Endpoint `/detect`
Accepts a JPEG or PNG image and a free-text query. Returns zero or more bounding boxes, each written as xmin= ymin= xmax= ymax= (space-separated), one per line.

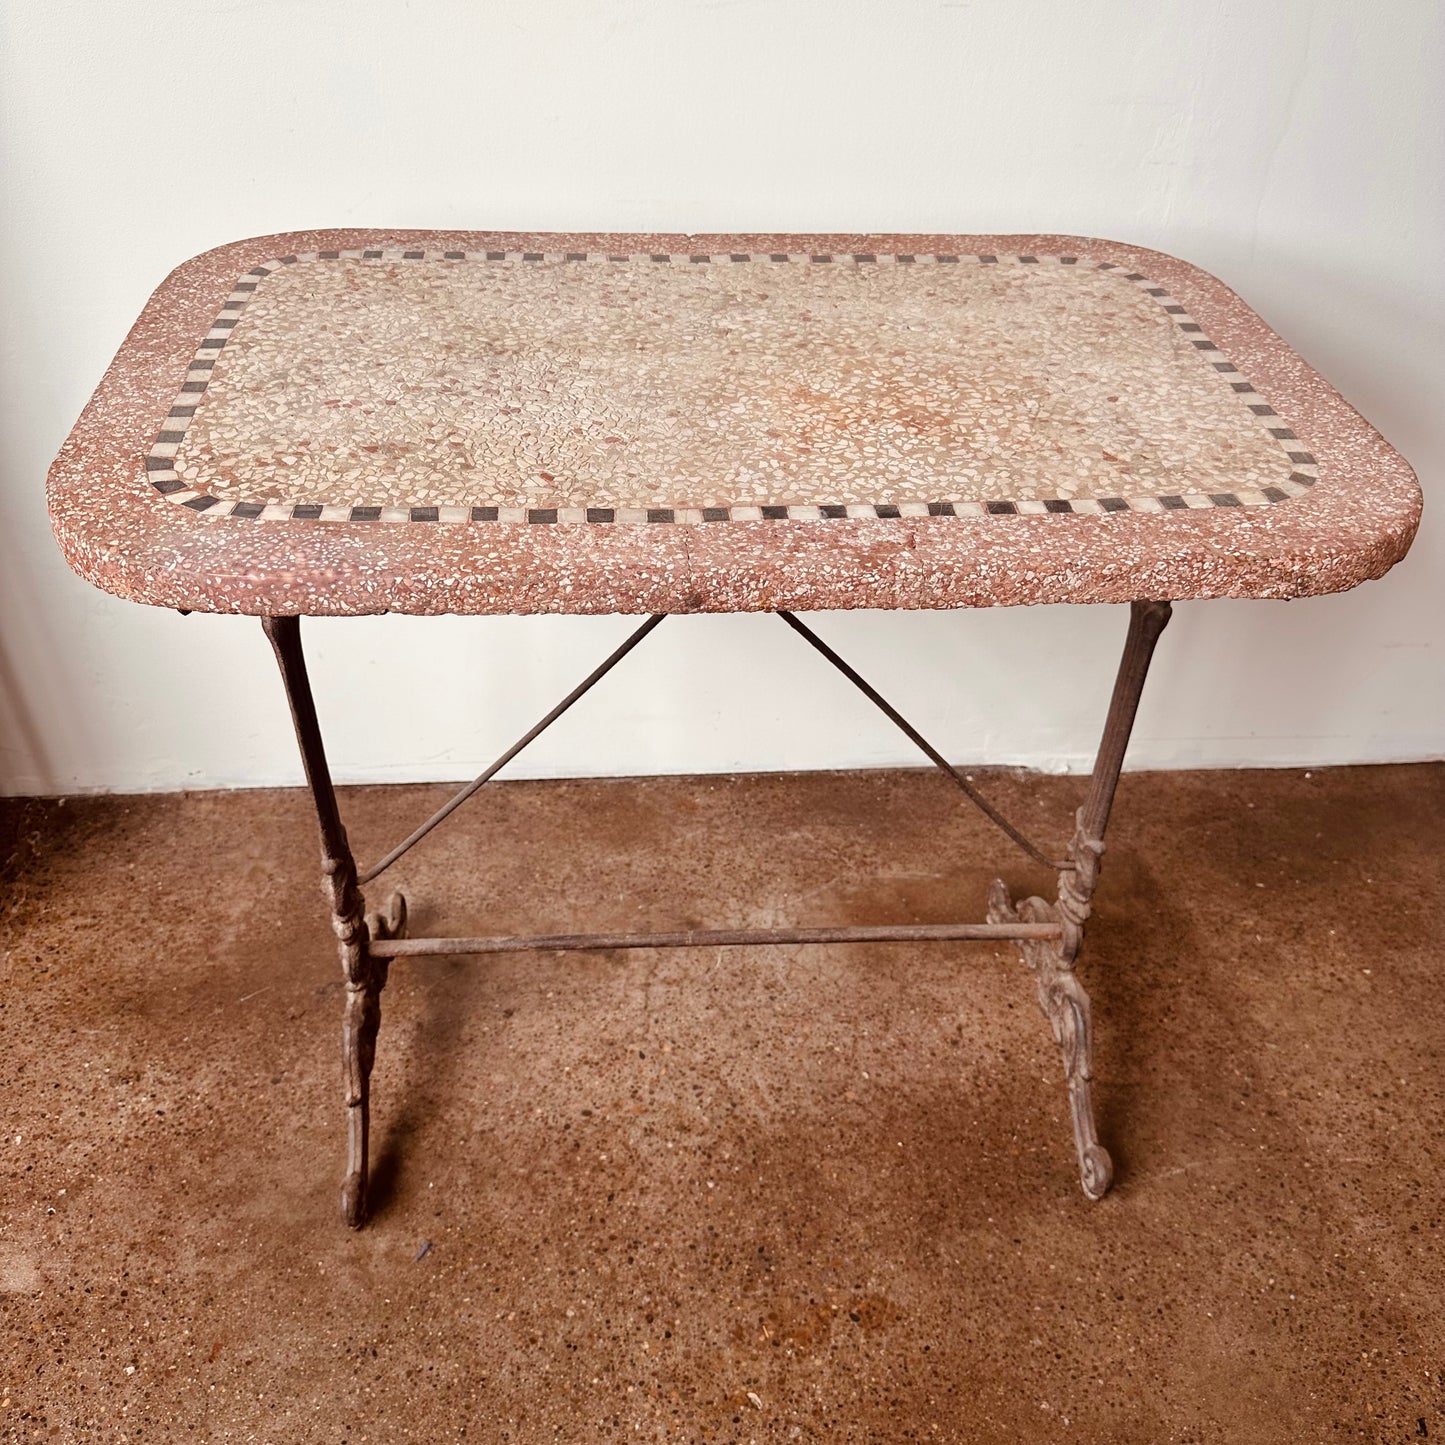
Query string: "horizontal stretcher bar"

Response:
xmin=368 ymin=921 xmax=1063 ymax=958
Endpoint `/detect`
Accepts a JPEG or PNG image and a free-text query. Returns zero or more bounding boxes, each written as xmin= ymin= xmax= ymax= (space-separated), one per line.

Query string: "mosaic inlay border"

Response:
xmin=144 ymin=252 xmax=1320 ymax=523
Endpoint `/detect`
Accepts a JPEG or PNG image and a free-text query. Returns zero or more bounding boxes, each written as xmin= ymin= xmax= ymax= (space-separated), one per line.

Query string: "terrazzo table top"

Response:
xmin=49 ymin=231 xmax=1420 ymax=615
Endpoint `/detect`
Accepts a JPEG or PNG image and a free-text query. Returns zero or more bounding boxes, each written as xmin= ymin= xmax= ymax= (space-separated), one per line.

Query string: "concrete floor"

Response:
xmin=1 ymin=763 xmax=1442 ymax=1443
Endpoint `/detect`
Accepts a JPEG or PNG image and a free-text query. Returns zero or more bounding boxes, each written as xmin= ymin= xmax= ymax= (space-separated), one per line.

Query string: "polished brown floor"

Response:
xmin=1 ymin=764 xmax=1442 ymax=1442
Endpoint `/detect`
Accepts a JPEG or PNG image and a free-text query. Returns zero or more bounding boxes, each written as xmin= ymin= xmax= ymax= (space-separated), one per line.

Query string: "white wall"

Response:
xmin=1 ymin=1 xmax=1440 ymax=796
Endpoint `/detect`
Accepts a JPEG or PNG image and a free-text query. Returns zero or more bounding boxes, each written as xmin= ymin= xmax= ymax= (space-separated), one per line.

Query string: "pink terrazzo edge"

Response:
xmin=46 ymin=230 xmax=1423 ymax=617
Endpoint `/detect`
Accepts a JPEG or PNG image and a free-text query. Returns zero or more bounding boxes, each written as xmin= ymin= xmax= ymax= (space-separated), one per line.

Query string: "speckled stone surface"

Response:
xmin=2 ymin=764 xmax=1443 ymax=1441
xmin=164 ymin=254 xmax=1304 ymax=515
xmin=49 ymin=232 xmax=1420 ymax=616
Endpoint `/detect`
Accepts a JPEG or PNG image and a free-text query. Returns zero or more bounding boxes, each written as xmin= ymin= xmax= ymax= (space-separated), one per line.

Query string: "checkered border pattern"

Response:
xmin=145 ymin=251 xmax=1320 ymax=523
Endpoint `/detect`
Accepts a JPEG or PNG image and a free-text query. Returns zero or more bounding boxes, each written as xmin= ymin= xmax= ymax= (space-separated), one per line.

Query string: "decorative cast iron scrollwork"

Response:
xmin=988 ymin=811 xmax=1113 ymax=1200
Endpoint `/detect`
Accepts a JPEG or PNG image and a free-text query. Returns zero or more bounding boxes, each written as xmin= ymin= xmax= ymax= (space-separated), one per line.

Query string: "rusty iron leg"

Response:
xmin=988 ymin=599 xmax=1172 ymax=1199
xmin=263 ymin=615 xmax=407 ymax=1228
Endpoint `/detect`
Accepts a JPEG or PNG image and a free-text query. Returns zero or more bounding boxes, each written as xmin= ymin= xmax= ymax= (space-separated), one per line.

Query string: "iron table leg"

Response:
xmin=988 ymin=599 xmax=1173 ymax=1199
xmin=262 ymin=615 xmax=407 ymax=1227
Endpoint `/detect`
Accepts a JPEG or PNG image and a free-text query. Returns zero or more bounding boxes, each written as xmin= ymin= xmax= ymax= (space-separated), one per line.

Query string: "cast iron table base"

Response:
xmin=265 ymin=600 xmax=1171 ymax=1227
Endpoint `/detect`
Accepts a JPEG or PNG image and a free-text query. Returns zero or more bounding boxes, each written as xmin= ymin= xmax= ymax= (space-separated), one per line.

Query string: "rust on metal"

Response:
xmin=264 ymin=598 xmax=1174 ymax=1226
xmin=370 ymin=921 xmax=1064 ymax=958
xmin=987 ymin=599 xmax=1172 ymax=1199
xmin=264 ymin=614 xmax=393 ymax=1229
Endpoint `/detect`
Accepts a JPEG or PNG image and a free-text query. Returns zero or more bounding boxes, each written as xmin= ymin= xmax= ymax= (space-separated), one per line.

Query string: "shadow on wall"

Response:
xmin=0 ymin=623 xmax=50 ymax=791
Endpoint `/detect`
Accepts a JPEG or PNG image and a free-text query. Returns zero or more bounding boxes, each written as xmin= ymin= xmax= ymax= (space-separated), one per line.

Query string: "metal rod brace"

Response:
xmin=371 ymin=920 xmax=1064 ymax=958
xmin=363 ymin=607 xmax=1065 ymax=884
xmin=360 ymin=612 xmax=667 ymax=882
xmin=775 ymin=611 xmax=1064 ymax=870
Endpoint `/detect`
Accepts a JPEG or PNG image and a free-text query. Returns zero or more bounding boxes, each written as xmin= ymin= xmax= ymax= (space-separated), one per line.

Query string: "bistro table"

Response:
xmin=49 ymin=231 xmax=1420 ymax=1227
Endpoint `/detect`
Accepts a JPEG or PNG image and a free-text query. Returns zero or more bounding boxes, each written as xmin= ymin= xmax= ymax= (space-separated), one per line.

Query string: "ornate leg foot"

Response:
xmin=321 ymin=858 xmax=386 ymax=1228
xmin=337 ymin=890 xmax=406 ymax=1226
xmin=341 ymin=966 xmax=384 ymax=1227
xmin=1032 ymin=935 xmax=1113 ymax=1201
xmin=988 ymin=835 xmax=1113 ymax=1201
